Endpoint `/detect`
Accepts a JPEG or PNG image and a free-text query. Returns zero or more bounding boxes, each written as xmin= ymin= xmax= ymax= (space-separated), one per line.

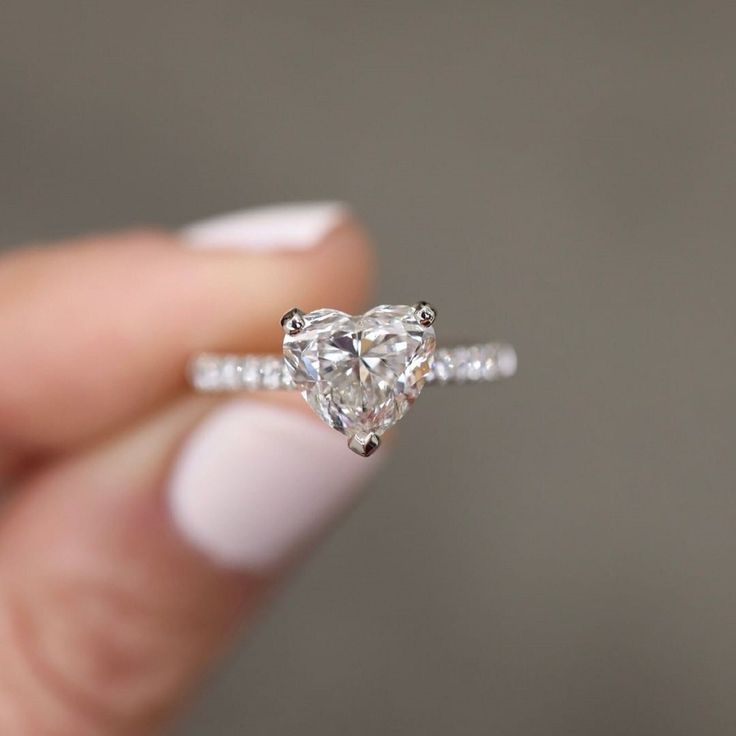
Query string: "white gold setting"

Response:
xmin=190 ymin=304 xmax=516 ymax=456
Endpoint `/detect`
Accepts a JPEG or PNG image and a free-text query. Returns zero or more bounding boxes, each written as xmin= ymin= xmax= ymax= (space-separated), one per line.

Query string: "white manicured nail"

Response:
xmin=181 ymin=202 xmax=348 ymax=252
xmin=168 ymin=401 xmax=381 ymax=571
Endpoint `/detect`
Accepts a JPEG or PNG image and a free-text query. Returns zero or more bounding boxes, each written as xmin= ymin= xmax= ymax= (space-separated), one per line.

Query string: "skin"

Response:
xmin=0 ymin=219 xmax=375 ymax=734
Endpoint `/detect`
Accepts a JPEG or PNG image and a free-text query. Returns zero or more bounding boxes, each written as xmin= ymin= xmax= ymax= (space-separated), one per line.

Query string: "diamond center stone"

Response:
xmin=283 ymin=305 xmax=436 ymax=441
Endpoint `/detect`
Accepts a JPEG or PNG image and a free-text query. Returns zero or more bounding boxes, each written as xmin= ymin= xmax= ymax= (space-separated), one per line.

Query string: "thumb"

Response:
xmin=0 ymin=395 xmax=382 ymax=735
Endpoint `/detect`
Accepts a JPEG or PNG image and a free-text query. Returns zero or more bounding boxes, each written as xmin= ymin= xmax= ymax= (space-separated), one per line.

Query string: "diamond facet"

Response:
xmin=283 ymin=305 xmax=436 ymax=440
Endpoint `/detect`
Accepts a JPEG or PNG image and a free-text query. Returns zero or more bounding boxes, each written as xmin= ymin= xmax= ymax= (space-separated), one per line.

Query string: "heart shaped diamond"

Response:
xmin=283 ymin=305 xmax=436 ymax=452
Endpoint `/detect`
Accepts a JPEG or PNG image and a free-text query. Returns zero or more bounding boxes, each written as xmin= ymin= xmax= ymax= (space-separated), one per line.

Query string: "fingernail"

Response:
xmin=167 ymin=401 xmax=381 ymax=571
xmin=181 ymin=201 xmax=349 ymax=252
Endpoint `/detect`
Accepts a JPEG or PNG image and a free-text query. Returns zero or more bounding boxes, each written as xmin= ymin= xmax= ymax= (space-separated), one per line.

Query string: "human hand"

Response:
xmin=0 ymin=203 xmax=381 ymax=734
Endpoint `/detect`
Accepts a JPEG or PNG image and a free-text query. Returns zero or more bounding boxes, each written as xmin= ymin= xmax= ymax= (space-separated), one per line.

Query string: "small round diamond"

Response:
xmin=261 ymin=357 xmax=285 ymax=390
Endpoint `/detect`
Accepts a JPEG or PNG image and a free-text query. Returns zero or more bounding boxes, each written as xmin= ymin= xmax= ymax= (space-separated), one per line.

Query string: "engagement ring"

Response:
xmin=190 ymin=304 xmax=516 ymax=456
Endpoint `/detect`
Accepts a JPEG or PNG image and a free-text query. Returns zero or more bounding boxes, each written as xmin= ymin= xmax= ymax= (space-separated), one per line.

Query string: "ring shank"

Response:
xmin=190 ymin=342 xmax=517 ymax=392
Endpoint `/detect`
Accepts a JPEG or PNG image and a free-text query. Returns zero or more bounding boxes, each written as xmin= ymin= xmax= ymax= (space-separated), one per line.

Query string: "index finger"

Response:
xmin=0 ymin=204 xmax=374 ymax=459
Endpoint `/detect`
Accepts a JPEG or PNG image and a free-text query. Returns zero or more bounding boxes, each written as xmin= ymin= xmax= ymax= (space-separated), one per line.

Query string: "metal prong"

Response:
xmin=413 ymin=301 xmax=437 ymax=327
xmin=347 ymin=431 xmax=381 ymax=457
xmin=281 ymin=307 xmax=306 ymax=335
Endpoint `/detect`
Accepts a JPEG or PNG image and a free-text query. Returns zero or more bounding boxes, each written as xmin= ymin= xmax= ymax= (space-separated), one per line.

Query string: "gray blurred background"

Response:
xmin=3 ymin=2 xmax=736 ymax=734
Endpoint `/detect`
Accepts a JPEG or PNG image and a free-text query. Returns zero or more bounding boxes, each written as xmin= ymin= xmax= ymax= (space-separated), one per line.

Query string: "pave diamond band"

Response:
xmin=190 ymin=342 xmax=517 ymax=393
xmin=189 ymin=303 xmax=515 ymax=456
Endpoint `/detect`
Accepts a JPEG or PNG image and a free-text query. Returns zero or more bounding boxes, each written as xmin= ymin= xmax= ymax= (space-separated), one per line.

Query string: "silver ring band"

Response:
xmin=190 ymin=342 xmax=517 ymax=393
